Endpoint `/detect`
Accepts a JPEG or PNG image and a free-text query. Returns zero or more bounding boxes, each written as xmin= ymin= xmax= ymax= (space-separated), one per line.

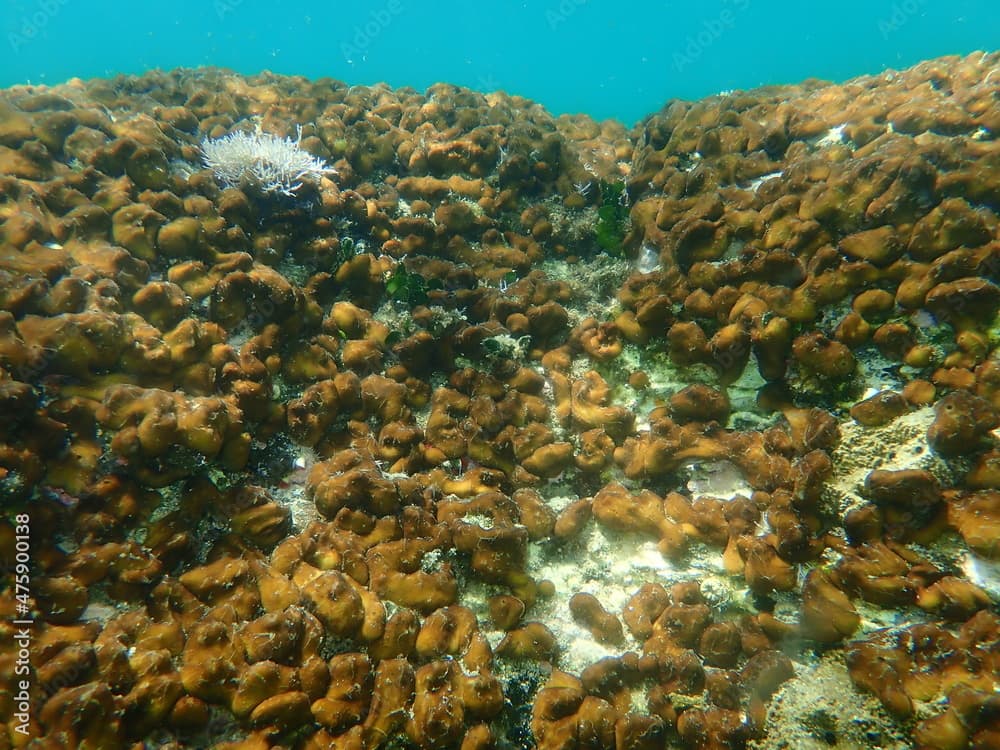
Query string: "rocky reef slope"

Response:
xmin=1 ymin=51 xmax=1000 ymax=749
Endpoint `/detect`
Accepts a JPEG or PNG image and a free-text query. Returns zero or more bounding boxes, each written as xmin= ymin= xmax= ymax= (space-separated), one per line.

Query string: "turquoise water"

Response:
xmin=3 ymin=0 xmax=998 ymax=124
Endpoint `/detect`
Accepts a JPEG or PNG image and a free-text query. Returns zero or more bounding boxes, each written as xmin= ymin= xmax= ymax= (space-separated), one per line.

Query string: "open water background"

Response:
xmin=3 ymin=0 xmax=998 ymax=124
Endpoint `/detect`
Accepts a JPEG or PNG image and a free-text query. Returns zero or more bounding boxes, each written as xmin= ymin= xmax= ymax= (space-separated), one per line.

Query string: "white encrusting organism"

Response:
xmin=200 ymin=124 xmax=335 ymax=197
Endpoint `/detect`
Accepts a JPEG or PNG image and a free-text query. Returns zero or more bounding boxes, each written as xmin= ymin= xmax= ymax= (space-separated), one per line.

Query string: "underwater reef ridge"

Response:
xmin=1 ymin=51 xmax=1000 ymax=750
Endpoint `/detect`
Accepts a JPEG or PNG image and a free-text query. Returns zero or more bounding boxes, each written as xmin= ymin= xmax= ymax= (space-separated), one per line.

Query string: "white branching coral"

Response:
xmin=200 ymin=124 xmax=335 ymax=197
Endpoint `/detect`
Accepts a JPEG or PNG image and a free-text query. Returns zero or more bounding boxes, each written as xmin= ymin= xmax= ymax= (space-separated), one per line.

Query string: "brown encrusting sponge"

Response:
xmin=1 ymin=51 xmax=1000 ymax=749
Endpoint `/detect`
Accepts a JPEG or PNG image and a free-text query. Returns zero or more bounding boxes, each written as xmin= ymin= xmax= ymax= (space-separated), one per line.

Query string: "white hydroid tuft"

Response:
xmin=201 ymin=124 xmax=335 ymax=197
